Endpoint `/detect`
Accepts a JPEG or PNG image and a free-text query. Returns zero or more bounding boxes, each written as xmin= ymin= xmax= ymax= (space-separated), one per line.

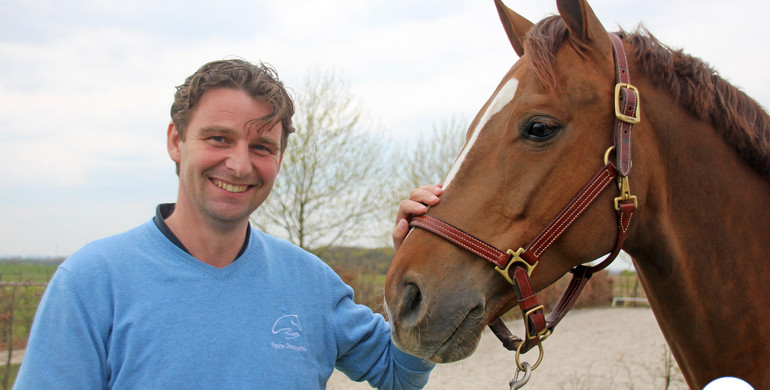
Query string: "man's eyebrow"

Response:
xmin=198 ymin=126 xmax=235 ymax=136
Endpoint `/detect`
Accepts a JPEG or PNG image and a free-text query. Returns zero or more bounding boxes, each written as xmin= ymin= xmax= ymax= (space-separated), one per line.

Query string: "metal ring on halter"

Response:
xmin=509 ymin=362 xmax=532 ymax=390
xmin=515 ymin=340 xmax=544 ymax=371
xmin=603 ymin=146 xmax=615 ymax=165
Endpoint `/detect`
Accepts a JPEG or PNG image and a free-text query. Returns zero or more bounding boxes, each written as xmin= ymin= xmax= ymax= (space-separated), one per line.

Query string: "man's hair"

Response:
xmin=170 ymin=59 xmax=295 ymax=153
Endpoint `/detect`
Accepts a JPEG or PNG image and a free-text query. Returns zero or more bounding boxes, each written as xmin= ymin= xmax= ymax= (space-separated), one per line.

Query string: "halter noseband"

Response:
xmin=408 ymin=34 xmax=639 ymax=372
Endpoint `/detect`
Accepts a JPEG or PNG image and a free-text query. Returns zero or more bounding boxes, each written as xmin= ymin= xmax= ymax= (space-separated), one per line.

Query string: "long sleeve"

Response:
xmin=326 ymin=266 xmax=434 ymax=389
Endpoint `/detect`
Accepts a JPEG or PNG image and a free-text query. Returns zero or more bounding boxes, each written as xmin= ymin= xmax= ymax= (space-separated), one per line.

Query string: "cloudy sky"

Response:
xmin=1 ymin=0 xmax=768 ymax=258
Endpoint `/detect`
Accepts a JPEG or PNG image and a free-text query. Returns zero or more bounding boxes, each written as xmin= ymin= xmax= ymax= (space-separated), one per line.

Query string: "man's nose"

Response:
xmin=225 ymin=144 xmax=253 ymax=177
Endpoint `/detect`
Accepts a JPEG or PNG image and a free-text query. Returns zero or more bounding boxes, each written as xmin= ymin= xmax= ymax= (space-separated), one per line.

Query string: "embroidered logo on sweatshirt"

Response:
xmin=272 ymin=314 xmax=302 ymax=339
xmin=270 ymin=314 xmax=308 ymax=353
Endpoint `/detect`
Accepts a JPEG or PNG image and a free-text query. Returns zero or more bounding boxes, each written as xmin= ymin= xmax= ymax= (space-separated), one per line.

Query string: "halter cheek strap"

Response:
xmin=408 ymin=33 xmax=639 ymax=369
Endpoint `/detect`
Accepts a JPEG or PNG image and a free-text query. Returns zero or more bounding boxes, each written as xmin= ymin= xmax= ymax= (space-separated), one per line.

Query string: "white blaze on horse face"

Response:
xmin=443 ymin=78 xmax=519 ymax=189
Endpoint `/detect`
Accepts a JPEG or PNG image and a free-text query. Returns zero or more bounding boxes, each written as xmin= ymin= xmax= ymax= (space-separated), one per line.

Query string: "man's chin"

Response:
xmin=204 ymin=204 xmax=258 ymax=226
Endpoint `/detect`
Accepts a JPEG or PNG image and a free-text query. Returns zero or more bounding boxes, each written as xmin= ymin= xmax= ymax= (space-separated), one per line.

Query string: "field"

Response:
xmin=0 ymin=261 xmax=57 ymax=350
xmin=0 ymin=261 xmax=59 ymax=389
xmin=0 ymin=262 xmax=58 ymax=284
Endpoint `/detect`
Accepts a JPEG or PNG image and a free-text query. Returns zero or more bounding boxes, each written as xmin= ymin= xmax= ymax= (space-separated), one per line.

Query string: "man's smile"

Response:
xmin=212 ymin=179 xmax=252 ymax=193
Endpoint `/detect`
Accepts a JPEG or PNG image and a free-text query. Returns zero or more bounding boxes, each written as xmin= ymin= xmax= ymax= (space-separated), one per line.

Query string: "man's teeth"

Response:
xmin=214 ymin=180 xmax=248 ymax=193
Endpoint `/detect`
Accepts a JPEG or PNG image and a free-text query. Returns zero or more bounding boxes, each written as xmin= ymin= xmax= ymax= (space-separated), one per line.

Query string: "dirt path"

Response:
xmin=0 ymin=349 xmax=25 ymax=365
xmin=328 ymin=307 xmax=688 ymax=390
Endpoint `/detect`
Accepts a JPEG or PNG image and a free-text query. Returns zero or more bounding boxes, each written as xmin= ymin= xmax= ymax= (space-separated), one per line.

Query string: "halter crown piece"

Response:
xmin=409 ymin=33 xmax=639 ymax=387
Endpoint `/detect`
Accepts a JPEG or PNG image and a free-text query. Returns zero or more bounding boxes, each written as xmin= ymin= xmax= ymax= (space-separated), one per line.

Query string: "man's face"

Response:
xmin=167 ymin=88 xmax=283 ymax=228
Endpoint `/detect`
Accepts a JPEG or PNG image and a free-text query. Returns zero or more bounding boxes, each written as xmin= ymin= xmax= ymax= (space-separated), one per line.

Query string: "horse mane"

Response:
xmin=525 ymin=16 xmax=770 ymax=179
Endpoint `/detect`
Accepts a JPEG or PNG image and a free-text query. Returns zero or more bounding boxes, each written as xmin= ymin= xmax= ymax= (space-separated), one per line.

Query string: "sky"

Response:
xmin=1 ymin=0 xmax=768 ymax=260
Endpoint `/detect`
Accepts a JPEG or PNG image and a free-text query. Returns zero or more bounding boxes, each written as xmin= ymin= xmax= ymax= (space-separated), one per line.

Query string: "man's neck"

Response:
xmin=164 ymin=205 xmax=249 ymax=268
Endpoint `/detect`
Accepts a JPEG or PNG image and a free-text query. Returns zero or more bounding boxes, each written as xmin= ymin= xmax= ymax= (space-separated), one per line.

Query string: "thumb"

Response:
xmin=392 ymin=219 xmax=409 ymax=252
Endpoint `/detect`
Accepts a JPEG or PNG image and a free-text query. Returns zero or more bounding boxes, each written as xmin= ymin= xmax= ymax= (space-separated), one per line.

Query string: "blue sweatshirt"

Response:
xmin=14 ymin=220 xmax=433 ymax=389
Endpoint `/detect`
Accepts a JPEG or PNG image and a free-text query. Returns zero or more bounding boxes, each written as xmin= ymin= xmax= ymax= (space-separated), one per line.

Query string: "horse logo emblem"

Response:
xmin=272 ymin=314 xmax=302 ymax=340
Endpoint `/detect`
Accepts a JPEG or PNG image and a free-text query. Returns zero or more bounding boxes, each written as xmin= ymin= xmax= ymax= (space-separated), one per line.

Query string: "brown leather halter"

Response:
xmin=409 ymin=34 xmax=639 ymax=371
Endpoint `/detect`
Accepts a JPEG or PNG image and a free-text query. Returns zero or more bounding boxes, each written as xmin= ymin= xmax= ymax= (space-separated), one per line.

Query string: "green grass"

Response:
xmin=0 ymin=263 xmax=58 ymax=284
xmin=2 ymin=284 xmax=47 ymax=346
xmin=0 ymin=363 xmax=20 ymax=389
xmin=0 ymin=262 xmax=53 ymax=388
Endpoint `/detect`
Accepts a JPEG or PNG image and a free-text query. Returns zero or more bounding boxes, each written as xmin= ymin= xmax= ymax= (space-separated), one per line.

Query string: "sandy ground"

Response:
xmin=0 ymin=349 xmax=24 ymax=365
xmin=328 ymin=307 xmax=689 ymax=390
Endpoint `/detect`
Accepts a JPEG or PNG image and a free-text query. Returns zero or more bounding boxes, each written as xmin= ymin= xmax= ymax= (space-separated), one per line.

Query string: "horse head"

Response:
xmin=385 ymin=0 xmax=645 ymax=363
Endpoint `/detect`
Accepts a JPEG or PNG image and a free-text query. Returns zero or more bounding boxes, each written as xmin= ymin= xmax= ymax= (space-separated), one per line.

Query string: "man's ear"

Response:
xmin=167 ymin=122 xmax=182 ymax=164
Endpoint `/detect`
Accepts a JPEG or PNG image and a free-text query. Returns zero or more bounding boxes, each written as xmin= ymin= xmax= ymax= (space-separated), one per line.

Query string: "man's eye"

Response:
xmin=211 ymin=136 xmax=226 ymax=143
xmin=253 ymin=144 xmax=272 ymax=153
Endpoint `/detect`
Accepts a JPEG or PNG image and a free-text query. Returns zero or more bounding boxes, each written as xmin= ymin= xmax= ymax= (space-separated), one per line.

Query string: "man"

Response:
xmin=15 ymin=59 xmax=434 ymax=389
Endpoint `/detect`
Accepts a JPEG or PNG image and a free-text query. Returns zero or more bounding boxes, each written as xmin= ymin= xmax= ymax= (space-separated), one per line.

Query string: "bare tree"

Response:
xmin=378 ymin=115 xmax=468 ymax=237
xmin=251 ymin=68 xmax=393 ymax=252
xmin=391 ymin=115 xmax=468 ymax=202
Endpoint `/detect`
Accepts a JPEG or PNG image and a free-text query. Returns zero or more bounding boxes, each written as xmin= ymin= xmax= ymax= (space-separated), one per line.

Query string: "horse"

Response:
xmin=384 ymin=0 xmax=770 ymax=388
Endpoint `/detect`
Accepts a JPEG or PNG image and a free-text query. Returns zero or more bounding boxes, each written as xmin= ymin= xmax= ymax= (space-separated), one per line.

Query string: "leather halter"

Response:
xmin=409 ymin=34 xmax=639 ymax=369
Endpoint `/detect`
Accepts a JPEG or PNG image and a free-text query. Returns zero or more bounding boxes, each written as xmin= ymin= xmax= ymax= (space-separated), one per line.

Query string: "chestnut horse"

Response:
xmin=384 ymin=0 xmax=770 ymax=388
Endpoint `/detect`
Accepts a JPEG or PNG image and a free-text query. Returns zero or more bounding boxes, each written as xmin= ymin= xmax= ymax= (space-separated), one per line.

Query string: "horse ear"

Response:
xmin=556 ymin=0 xmax=611 ymax=56
xmin=494 ymin=0 xmax=534 ymax=57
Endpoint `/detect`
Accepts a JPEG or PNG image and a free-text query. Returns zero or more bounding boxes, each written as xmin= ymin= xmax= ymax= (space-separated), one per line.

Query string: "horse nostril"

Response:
xmin=400 ymin=281 xmax=426 ymax=325
xmin=404 ymin=283 xmax=421 ymax=311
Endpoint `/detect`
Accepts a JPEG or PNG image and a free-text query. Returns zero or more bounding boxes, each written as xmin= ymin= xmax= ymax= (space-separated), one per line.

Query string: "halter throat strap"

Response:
xmin=408 ymin=33 xmax=639 ymax=361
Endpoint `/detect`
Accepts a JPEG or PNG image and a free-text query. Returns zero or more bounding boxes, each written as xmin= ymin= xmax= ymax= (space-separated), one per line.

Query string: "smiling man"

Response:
xmin=166 ymin=86 xmax=285 ymax=268
xmin=14 ymin=59 xmax=434 ymax=389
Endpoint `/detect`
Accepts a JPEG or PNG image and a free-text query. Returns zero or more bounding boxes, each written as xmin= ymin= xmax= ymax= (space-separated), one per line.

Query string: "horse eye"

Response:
xmin=521 ymin=120 xmax=560 ymax=141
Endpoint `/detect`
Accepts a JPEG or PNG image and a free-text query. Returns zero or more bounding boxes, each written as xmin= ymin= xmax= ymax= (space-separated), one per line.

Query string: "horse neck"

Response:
xmin=624 ymin=86 xmax=770 ymax=387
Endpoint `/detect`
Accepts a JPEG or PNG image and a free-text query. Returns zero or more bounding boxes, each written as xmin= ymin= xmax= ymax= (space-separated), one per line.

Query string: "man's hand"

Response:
xmin=392 ymin=184 xmax=443 ymax=252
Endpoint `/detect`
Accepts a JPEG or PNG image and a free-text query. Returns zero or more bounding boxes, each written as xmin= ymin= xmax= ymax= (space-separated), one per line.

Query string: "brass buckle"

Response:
xmin=614 ymin=176 xmax=638 ymax=210
xmin=524 ymin=305 xmax=552 ymax=342
xmin=496 ymin=248 xmax=537 ymax=285
xmin=614 ymin=83 xmax=640 ymax=124
xmin=514 ymin=306 xmax=550 ymax=371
